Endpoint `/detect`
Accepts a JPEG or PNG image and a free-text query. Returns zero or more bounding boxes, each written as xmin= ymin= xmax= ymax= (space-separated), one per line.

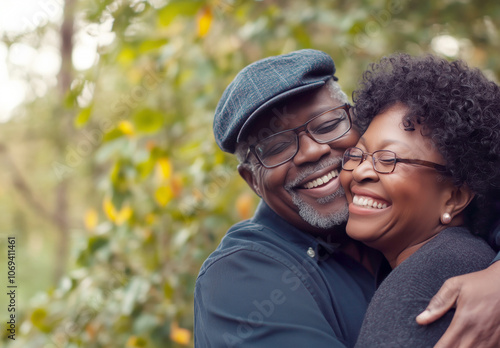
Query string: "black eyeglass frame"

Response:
xmin=342 ymin=146 xmax=448 ymax=174
xmin=245 ymin=104 xmax=353 ymax=169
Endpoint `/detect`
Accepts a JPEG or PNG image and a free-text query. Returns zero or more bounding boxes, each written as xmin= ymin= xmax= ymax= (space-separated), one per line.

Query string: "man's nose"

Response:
xmin=292 ymin=133 xmax=331 ymax=166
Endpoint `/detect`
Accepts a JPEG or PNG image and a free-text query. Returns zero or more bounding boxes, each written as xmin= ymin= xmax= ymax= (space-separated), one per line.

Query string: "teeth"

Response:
xmin=303 ymin=169 xmax=339 ymax=189
xmin=352 ymin=195 xmax=388 ymax=209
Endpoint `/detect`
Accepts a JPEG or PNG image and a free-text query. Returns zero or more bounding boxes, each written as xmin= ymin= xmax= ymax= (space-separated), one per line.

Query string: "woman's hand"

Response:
xmin=416 ymin=260 xmax=500 ymax=348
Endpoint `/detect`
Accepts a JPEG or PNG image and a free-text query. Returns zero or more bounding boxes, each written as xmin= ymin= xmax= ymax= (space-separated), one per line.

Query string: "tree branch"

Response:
xmin=0 ymin=143 xmax=57 ymax=225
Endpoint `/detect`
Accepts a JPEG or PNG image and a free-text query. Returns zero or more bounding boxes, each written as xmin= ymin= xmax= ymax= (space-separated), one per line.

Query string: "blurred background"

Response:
xmin=0 ymin=0 xmax=499 ymax=347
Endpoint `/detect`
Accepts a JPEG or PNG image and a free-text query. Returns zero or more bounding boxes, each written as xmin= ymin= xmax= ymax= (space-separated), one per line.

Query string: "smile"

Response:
xmin=303 ymin=169 xmax=340 ymax=189
xmin=353 ymin=195 xmax=388 ymax=209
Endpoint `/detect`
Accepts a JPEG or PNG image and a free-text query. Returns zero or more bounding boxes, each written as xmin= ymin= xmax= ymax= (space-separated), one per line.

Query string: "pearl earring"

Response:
xmin=442 ymin=212 xmax=452 ymax=224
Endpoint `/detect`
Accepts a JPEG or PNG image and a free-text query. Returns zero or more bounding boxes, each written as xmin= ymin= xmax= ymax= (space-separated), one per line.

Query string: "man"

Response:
xmin=194 ymin=49 xmax=500 ymax=347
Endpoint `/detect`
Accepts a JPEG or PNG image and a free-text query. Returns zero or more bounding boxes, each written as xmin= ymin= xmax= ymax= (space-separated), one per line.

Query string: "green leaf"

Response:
xmin=139 ymin=39 xmax=169 ymax=53
xmin=122 ymin=277 xmax=150 ymax=315
xmin=30 ymin=308 xmax=52 ymax=333
xmin=74 ymin=106 xmax=93 ymax=128
xmin=88 ymin=236 xmax=109 ymax=253
xmin=136 ymin=157 xmax=156 ymax=180
xmin=157 ymin=0 xmax=204 ymax=27
xmin=132 ymin=108 xmax=165 ymax=134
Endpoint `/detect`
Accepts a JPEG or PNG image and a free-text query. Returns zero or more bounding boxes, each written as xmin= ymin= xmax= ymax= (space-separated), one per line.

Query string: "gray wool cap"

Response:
xmin=213 ymin=49 xmax=337 ymax=153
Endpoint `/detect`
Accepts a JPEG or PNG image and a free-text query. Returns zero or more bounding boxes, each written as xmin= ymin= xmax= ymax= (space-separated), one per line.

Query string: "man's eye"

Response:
xmin=261 ymin=141 xmax=292 ymax=157
xmin=313 ymin=117 xmax=344 ymax=134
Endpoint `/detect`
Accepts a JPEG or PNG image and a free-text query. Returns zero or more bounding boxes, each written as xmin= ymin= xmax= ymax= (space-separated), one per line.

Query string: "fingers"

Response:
xmin=429 ymin=263 xmax=500 ymax=347
xmin=434 ymin=318 xmax=490 ymax=348
xmin=416 ymin=278 xmax=460 ymax=325
xmin=433 ymin=315 xmax=469 ymax=348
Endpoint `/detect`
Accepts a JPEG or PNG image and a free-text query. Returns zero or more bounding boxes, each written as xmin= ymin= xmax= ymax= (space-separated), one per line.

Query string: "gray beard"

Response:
xmin=284 ymin=158 xmax=349 ymax=229
xmin=289 ymin=186 xmax=349 ymax=229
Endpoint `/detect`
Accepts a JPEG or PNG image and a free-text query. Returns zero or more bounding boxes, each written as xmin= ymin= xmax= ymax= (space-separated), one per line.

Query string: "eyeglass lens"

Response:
xmin=255 ymin=107 xmax=350 ymax=167
xmin=342 ymin=148 xmax=397 ymax=173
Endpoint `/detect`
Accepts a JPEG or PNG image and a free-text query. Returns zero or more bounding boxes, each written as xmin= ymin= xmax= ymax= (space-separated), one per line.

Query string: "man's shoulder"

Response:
xmin=197 ymin=218 xmax=295 ymax=278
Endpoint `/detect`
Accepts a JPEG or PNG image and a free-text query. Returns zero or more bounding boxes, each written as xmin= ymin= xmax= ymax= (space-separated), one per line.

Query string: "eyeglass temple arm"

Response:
xmin=396 ymin=158 xmax=447 ymax=172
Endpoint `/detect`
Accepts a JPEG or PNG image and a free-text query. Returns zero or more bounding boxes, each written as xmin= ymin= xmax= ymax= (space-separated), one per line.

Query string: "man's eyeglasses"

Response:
xmin=342 ymin=147 xmax=448 ymax=174
xmin=246 ymin=104 xmax=352 ymax=168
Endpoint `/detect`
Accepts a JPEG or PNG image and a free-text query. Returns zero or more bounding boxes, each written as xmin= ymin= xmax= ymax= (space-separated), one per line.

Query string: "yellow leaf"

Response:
xmin=118 ymin=120 xmax=135 ymax=136
xmin=197 ymin=6 xmax=212 ymax=38
xmin=157 ymin=157 xmax=172 ymax=181
xmin=127 ymin=336 xmax=147 ymax=347
xmin=115 ymin=205 xmax=132 ymax=225
xmin=236 ymin=192 xmax=255 ymax=220
xmin=155 ymin=185 xmax=173 ymax=207
xmin=103 ymin=197 xmax=117 ymax=222
xmin=117 ymin=47 xmax=135 ymax=67
xmin=84 ymin=208 xmax=99 ymax=231
xmin=30 ymin=308 xmax=47 ymax=327
xmin=170 ymin=322 xmax=191 ymax=345
xmin=145 ymin=213 xmax=156 ymax=225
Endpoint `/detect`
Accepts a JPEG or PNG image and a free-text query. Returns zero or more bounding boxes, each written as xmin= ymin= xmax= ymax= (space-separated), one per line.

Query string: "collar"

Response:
xmin=251 ymin=200 xmax=343 ymax=262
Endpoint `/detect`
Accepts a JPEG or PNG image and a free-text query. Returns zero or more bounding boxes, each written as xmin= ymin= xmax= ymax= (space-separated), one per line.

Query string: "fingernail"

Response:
xmin=416 ymin=310 xmax=431 ymax=321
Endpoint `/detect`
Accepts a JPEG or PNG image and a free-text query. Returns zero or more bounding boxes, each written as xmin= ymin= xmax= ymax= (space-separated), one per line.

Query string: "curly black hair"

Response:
xmin=352 ymin=53 xmax=500 ymax=241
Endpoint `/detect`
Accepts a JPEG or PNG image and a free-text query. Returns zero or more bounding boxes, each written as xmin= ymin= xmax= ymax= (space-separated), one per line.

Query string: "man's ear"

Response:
xmin=443 ymin=183 xmax=475 ymax=218
xmin=238 ymin=164 xmax=262 ymax=197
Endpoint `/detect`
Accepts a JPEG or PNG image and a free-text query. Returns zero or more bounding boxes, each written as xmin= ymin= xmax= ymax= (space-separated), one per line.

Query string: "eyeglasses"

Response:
xmin=342 ymin=147 xmax=448 ymax=174
xmin=247 ymin=104 xmax=352 ymax=168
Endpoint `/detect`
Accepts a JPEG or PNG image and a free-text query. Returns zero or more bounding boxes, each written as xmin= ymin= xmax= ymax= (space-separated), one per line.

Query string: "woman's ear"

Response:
xmin=238 ymin=164 xmax=262 ymax=197
xmin=443 ymin=183 xmax=475 ymax=220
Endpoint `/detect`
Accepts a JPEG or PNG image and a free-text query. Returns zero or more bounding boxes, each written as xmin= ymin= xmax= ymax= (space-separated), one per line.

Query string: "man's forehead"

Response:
xmin=244 ymin=87 xmax=341 ymax=142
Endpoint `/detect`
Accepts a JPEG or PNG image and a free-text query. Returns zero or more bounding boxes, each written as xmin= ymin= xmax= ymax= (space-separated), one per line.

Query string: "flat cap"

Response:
xmin=213 ymin=49 xmax=337 ymax=153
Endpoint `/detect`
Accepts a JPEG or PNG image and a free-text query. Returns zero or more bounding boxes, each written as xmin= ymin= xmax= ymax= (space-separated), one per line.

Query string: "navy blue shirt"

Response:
xmin=194 ymin=201 xmax=376 ymax=347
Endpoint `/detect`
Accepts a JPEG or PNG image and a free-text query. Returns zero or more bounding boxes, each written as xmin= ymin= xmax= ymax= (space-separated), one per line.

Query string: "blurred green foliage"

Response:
xmin=1 ymin=0 xmax=500 ymax=347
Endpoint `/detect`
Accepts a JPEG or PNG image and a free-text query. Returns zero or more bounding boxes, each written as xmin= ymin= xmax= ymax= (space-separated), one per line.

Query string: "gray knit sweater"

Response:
xmin=355 ymin=227 xmax=496 ymax=348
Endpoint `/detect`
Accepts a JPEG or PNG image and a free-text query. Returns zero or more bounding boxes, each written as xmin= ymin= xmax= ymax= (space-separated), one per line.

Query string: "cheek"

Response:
xmin=339 ymin=170 xmax=353 ymax=199
xmin=387 ymin=174 xmax=444 ymax=217
xmin=255 ymin=166 xmax=287 ymax=194
xmin=339 ymin=128 xmax=361 ymax=148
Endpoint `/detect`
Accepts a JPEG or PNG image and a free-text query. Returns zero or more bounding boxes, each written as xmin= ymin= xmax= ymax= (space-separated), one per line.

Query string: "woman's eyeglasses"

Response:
xmin=342 ymin=147 xmax=448 ymax=174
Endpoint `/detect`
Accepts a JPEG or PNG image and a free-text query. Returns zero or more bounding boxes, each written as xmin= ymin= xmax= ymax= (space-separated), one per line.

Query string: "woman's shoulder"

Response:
xmin=381 ymin=227 xmax=495 ymax=293
xmin=417 ymin=227 xmax=496 ymax=268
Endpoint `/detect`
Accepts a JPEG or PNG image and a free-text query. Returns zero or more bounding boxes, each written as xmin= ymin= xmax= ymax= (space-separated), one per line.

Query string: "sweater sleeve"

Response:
xmin=354 ymin=261 xmax=454 ymax=348
xmin=355 ymin=230 xmax=495 ymax=348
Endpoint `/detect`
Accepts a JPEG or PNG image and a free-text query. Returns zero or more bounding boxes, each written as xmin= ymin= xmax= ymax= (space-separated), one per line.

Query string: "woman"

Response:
xmin=339 ymin=53 xmax=500 ymax=347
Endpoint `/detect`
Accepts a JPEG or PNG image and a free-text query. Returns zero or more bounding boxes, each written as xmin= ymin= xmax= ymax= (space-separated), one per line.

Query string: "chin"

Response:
xmin=345 ymin=221 xmax=379 ymax=244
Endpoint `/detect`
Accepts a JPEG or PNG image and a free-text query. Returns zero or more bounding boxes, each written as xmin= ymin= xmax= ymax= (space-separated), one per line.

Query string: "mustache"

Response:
xmin=284 ymin=157 xmax=342 ymax=191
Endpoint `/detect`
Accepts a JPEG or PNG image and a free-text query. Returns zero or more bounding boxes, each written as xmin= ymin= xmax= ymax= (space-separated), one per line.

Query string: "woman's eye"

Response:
xmin=378 ymin=158 xmax=396 ymax=164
